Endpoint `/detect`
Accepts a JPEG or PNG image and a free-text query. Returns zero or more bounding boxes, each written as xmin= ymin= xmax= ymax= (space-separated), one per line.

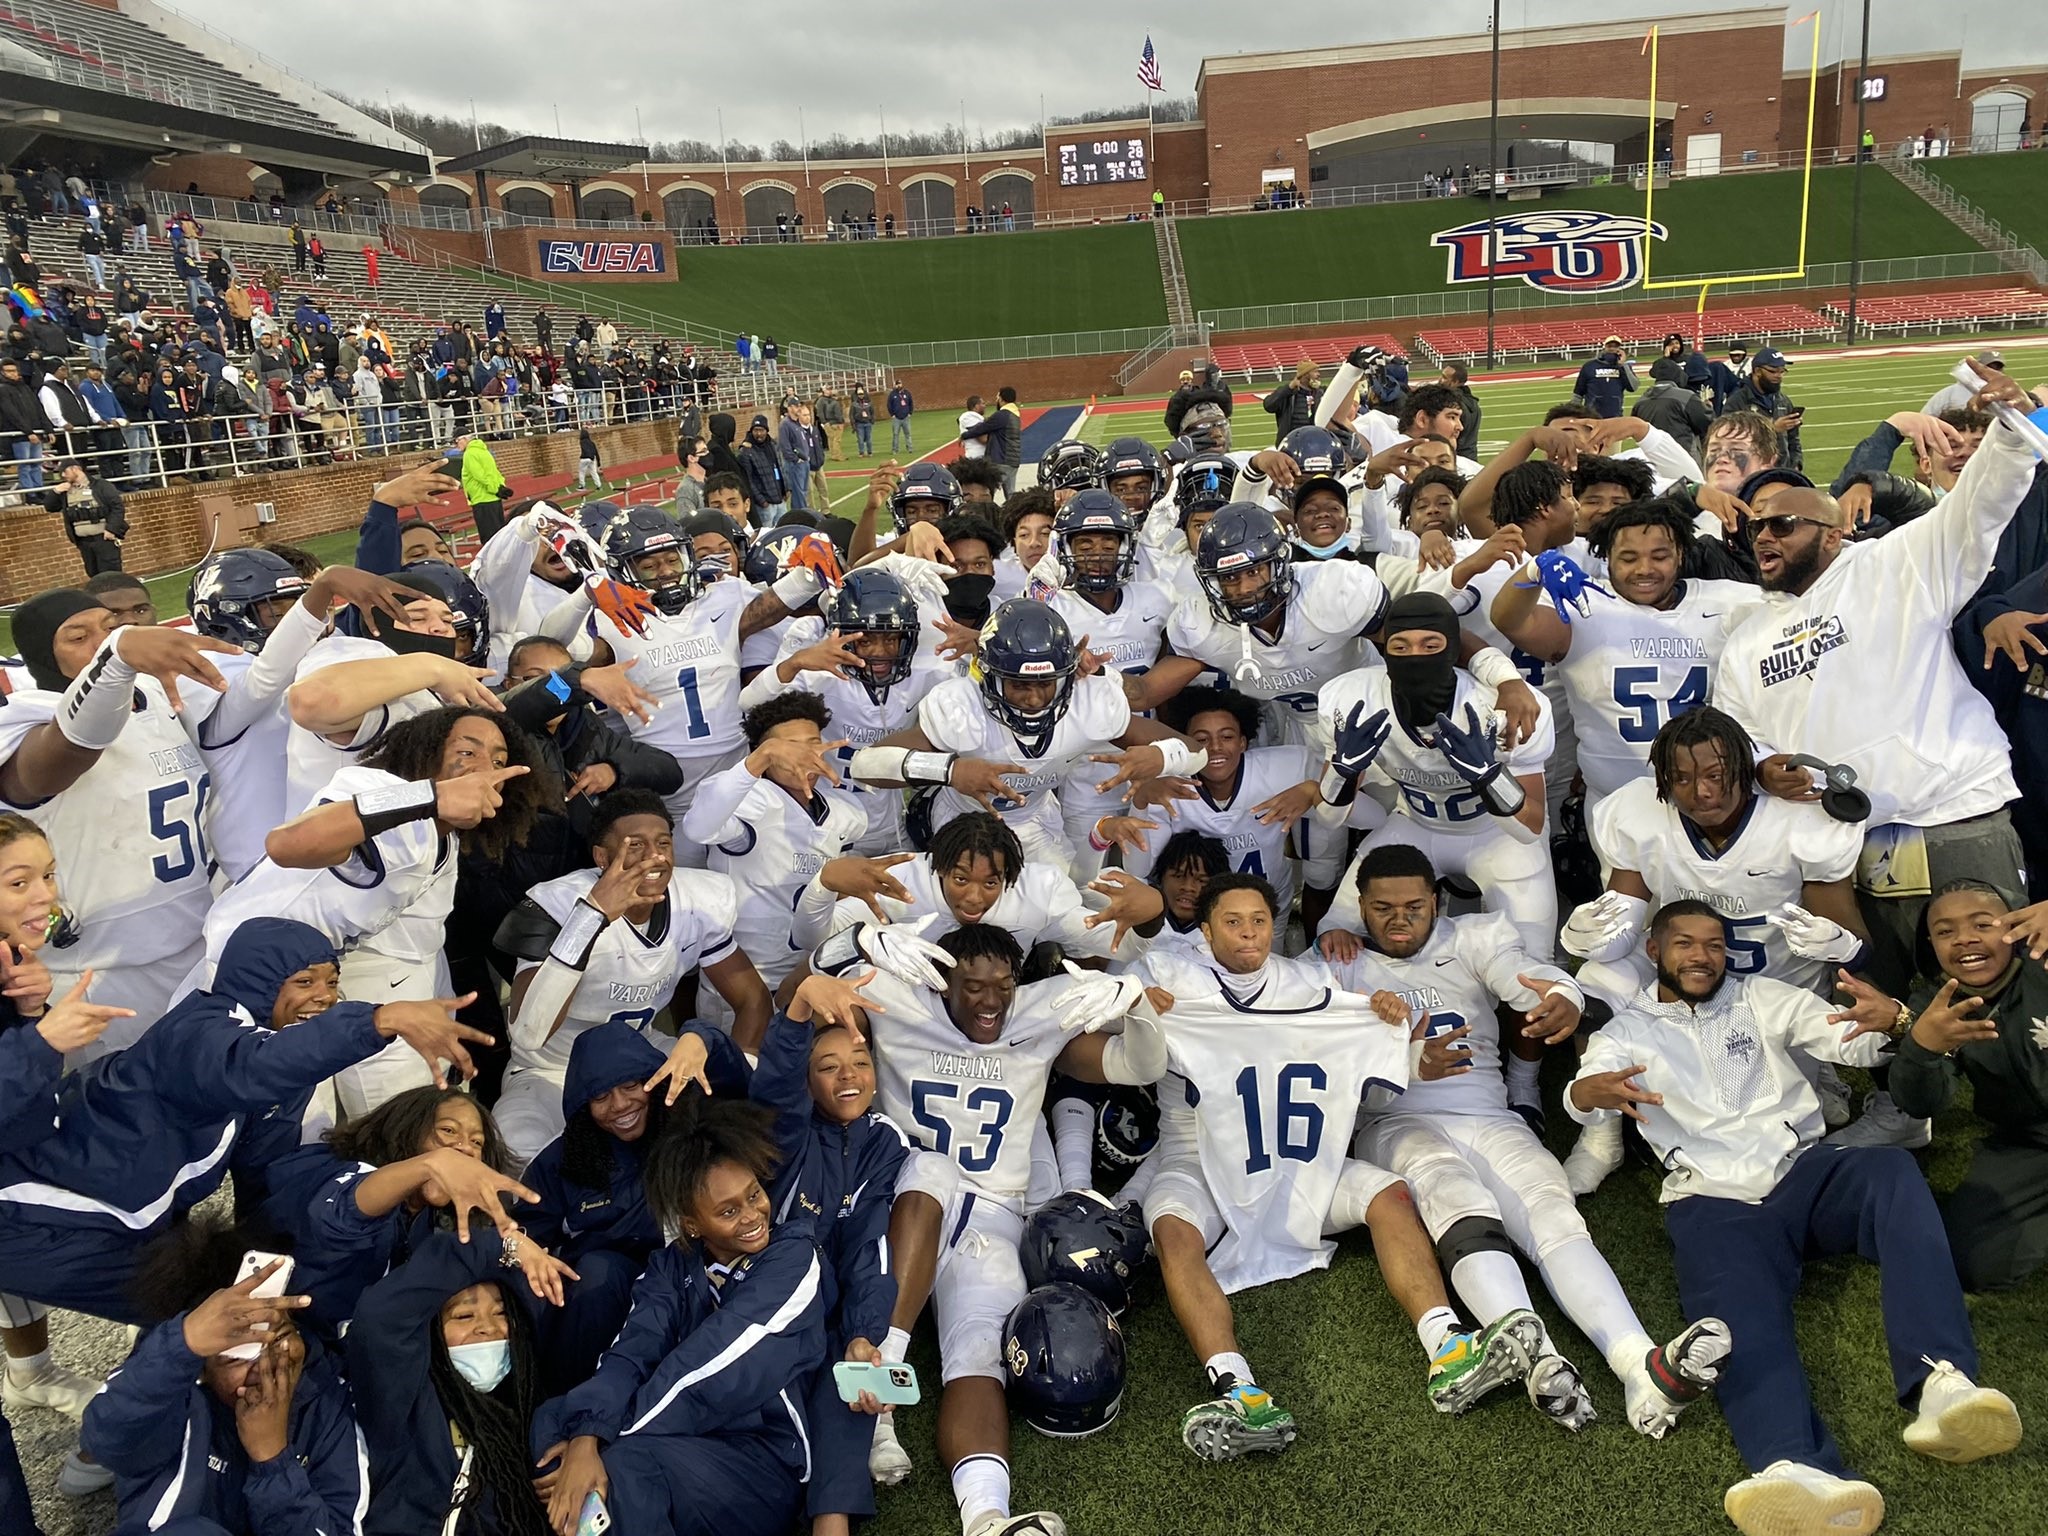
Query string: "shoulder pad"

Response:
xmin=493 ymin=898 xmax=562 ymax=962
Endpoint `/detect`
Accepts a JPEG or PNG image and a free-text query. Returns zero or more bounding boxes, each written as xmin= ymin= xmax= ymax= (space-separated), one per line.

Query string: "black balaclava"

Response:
xmin=1381 ymin=591 xmax=1462 ymax=730
xmin=14 ymin=589 xmax=102 ymax=690
xmin=943 ymin=574 xmax=996 ymax=628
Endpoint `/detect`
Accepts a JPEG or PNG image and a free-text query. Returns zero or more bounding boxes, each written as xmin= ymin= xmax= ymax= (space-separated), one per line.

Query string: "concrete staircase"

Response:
xmin=1152 ymin=215 xmax=1197 ymax=331
xmin=1890 ymin=159 xmax=2048 ymax=285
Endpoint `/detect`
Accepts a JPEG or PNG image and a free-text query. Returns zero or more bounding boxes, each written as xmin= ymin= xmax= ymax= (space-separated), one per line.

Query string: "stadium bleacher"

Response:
xmin=1209 ymin=333 xmax=1407 ymax=382
xmin=1412 ymin=304 xmax=1837 ymax=366
xmin=1823 ymin=286 xmax=2048 ymax=336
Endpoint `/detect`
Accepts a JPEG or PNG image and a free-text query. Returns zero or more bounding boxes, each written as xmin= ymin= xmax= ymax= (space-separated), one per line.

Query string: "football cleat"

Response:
xmin=1627 ymin=1317 xmax=1732 ymax=1438
xmin=964 ymin=1515 xmax=1068 ymax=1536
xmin=1180 ymin=1377 xmax=1296 ymax=1461
xmin=1526 ymin=1352 xmax=1597 ymax=1432
xmin=1427 ymin=1309 xmax=1538 ymax=1414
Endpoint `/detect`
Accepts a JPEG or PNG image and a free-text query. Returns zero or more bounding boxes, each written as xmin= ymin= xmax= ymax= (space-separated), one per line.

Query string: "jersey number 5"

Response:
xmin=1235 ymin=1062 xmax=1326 ymax=1175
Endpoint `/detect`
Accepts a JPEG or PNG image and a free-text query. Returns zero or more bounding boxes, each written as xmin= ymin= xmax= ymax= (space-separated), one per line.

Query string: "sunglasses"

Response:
xmin=1751 ymin=513 xmax=1834 ymax=540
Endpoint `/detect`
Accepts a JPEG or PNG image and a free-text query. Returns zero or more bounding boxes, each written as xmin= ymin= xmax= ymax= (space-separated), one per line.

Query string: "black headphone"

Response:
xmin=1781 ymin=755 xmax=1872 ymax=824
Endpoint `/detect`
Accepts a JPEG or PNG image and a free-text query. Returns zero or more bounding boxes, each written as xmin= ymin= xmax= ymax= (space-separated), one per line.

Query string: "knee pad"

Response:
xmin=893 ymin=1147 xmax=962 ymax=1207
xmin=1437 ymin=1214 xmax=1514 ymax=1271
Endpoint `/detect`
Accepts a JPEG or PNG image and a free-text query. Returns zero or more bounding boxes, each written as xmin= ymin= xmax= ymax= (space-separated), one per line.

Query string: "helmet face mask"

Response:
xmin=1037 ymin=440 xmax=1104 ymax=497
xmin=394 ymin=558 xmax=490 ymax=663
xmin=1102 ymin=436 xmax=1164 ymax=515
xmin=1174 ymin=453 xmax=1236 ymax=531
xmin=605 ymin=508 xmax=699 ymax=616
xmin=890 ymin=464 xmax=963 ymax=534
xmin=1197 ymin=505 xmax=1295 ymax=627
xmin=1053 ymin=490 xmax=1138 ymax=595
xmin=822 ymin=571 xmax=920 ymax=703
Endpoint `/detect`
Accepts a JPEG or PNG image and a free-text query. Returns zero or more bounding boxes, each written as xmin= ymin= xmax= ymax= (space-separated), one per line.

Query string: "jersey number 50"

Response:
xmin=1235 ymin=1062 xmax=1326 ymax=1175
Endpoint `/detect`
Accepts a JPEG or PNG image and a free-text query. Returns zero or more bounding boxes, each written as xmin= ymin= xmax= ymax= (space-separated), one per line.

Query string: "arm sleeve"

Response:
xmin=1634 ymin=428 xmax=1705 ymax=487
xmin=747 ymin=1008 xmax=817 ymax=1170
xmin=678 ymin=762 xmax=759 ymax=847
xmin=1829 ymin=422 xmax=1906 ymax=494
xmin=241 ymin=1371 xmax=370 ymax=1536
xmin=199 ymin=599 xmax=330 ymax=749
xmin=538 ymin=588 xmax=598 ymax=655
xmin=1887 ymin=1031 xmax=1961 ymax=1120
xmin=354 ymin=499 xmax=402 ymax=574
xmin=79 ymin=1317 xmax=202 ymax=1475
xmin=467 ymin=516 xmax=544 ymax=626
xmin=1755 ymin=978 xmax=1891 ymax=1070
xmin=591 ymin=718 xmax=684 ymax=796
xmin=1563 ymin=1027 xmax=1641 ymax=1125
xmin=1890 ymin=422 xmax=2043 ymax=618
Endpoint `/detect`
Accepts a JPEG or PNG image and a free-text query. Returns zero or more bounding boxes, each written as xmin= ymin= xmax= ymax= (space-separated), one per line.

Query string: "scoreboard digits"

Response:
xmin=1056 ymin=138 xmax=1148 ymax=188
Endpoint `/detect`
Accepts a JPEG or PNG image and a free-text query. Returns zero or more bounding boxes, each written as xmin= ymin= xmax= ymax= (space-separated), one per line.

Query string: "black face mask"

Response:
xmin=943 ymin=574 xmax=996 ymax=628
xmin=1385 ymin=651 xmax=1458 ymax=731
xmin=380 ymin=627 xmax=458 ymax=661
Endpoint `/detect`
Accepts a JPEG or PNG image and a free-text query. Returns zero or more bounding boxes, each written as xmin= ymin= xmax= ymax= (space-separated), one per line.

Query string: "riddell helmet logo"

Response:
xmin=1431 ymin=211 xmax=1667 ymax=293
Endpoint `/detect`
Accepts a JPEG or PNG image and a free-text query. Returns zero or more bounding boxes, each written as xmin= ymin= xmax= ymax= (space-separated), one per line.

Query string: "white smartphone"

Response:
xmin=833 ymin=1359 xmax=921 ymax=1406
xmin=224 ymin=1250 xmax=294 ymax=1361
xmin=577 ymin=1491 xmax=611 ymax=1535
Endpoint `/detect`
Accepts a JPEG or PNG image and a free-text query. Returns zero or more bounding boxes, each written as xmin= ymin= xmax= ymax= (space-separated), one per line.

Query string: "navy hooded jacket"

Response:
xmin=0 ymin=990 xmax=61 ymax=1157
xmin=752 ymin=1007 xmax=907 ymax=1349
xmin=524 ymin=1020 xmax=751 ymax=1262
xmin=81 ymin=1317 xmax=367 ymax=1536
xmin=0 ymin=919 xmax=379 ymax=1239
xmin=260 ymin=1145 xmax=445 ymax=1343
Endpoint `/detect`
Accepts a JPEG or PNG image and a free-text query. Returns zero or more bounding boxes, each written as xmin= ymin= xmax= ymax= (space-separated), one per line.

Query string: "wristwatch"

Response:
xmin=1890 ymin=1002 xmax=1915 ymax=1038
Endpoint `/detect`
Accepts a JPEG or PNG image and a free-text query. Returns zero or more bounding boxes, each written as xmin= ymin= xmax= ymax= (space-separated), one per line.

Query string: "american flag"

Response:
xmin=1137 ymin=36 xmax=1162 ymax=91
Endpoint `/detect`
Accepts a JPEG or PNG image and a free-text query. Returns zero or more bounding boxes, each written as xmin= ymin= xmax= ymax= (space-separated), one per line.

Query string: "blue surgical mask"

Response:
xmin=1295 ymin=533 xmax=1355 ymax=559
xmin=447 ymin=1339 xmax=511 ymax=1392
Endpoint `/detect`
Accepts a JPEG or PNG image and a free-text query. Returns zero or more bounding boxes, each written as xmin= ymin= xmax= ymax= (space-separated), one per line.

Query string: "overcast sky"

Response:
xmin=176 ymin=0 xmax=2040 ymax=149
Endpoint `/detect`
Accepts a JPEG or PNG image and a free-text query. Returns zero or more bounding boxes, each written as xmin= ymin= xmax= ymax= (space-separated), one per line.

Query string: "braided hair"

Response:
xmin=426 ymin=1288 xmax=549 ymax=1536
xmin=1647 ymin=706 xmax=1758 ymax=808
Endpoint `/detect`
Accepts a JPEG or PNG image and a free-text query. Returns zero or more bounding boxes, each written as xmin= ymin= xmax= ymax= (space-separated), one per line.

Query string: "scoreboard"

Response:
xmin=1056 ymin=137 xmax=1148 ymax=187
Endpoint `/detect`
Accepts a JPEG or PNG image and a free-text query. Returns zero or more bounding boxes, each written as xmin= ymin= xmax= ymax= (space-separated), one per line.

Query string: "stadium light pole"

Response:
xmin=1842 ymin=0 xmax=1872 ymax=345
xmin=1484 ymin=0 xmax=1501 ymax=369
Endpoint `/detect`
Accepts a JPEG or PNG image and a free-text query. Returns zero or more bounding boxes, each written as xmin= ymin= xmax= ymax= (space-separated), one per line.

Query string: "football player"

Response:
xmin=1341 ymin=844 xmax=1732 ymax=1437
xmin=1036 ymin=438 xmax=1103 ymax=506
xmin=994 ymin=489 xmax=1057 ymax=601
xmin=1137 ymin=448 xmax=1235 ymax=597
xmin=464 ymin=501 xmax=583 ymax=674
xmin=850 ymin=461 xmax=964 ymax=561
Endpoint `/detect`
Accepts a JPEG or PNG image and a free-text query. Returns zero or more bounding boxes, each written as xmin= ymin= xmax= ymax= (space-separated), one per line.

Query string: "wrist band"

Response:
xmin=55 ymin=635 xmax=139 ymax=750
xmin=848 ymin=745 xmax=957 ymax=785
xmin=905 ymin=750 xmax=956 ymax=786
xmin=1089 ymin=817 xmax=1114 ymax=852
xmin=548 ymin=899 xmax=608 ymax=970
xmin=353 ymin=778 xmax=438 ymax=838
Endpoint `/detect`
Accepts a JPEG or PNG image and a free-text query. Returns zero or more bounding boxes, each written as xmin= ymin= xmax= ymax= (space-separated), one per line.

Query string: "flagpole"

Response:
xmin=718 ymin=107 xmax=730 ymax=192
xmin=801 ymin=107 xmax=810 ymax=187
xmin=1041 ymin=93 xmax=1048 ymax=176
xmin=881 ymin=107 xmax=890 ymax=185
xmin=635 ymin=106 xmax=649 ymax=193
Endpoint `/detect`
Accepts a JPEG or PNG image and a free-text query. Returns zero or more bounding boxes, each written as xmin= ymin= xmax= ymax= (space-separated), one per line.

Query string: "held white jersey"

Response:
xmin=194 ymin=648 xmax=295 ymax=883
xmin=511 ymin=866 xmax=741 ymax=1073
xmin=860 ymin=968 xmax=1074 ymax=1207
xmin=1332 ymin=912 xmax=1565 ymax=1117
xmin=1592 ymin=778 xmax=1862 ymax=994
xmin=1554 ymin=578 xmax=1762 ymax=801
xmin=1130 ymin=746 xmax=1319 ymax=917
xmin=1317 ymin=669 xmax=1553 ymax=835
xmin=588 ymin=578 xmax=751 ymax=766
xmin=806 ymin=855 xmax=1111 ymax=958
xmin=1165 ymin=561 xmax=1389 ymax=738
xmin=200 ymin=765 xmax=455 ymax=967
xmin=918 ymin=672 xmax=1131 ymax=832
xmin=693 ymin=771 xmax=865 ymax=984
xmin=1138 ymin=949 xmax=1411 ymax=1294
xmin=285 ymin=634 xmax=438 ymax=815
xmin=0 ymin=678 xmax=212 ymax=970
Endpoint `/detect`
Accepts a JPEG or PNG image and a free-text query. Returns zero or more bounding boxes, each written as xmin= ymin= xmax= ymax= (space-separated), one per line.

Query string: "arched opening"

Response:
xmin=501 ymin=187 xmax=555 ymax=220
xmin=982 ymin=173 xmax=1034 ymax=230
xmin=418 ymin=183 xmax=472 ymax=210
xmin=822 ymin=182 xmax=877 ymax=238
xmin=903 ymin=178 xmax=955 ymax=237
xmin=1971 ymin=89 xmax=2031 ymax=154
xmin=331 ymin=177 xmax=386 ymax=218
xmin=742 ymin=183 xmax=798 ymax=242
xmin=664 ymin=186 xmax=717 ymax=243
xmin=581 ymin=187 xmax=636 ymax=224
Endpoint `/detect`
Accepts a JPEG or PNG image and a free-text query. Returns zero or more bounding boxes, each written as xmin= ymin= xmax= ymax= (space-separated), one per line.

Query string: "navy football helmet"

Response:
xmin=1096 ymin=1083 xmax=1160 ymax=1172
xmin=1003 ymin=1283 xmax=1127 ymax=1438
xmin=1196 ymin=504 xmax=1295 ymax=626
xmin=395 ymin=558 xmax=490 ymax=663
xmin=1173 ymin=451 xmax=1237 ymax=530
xmin=976 ymin=599 xmax=1078 ymax=748
xmin=739 ymin=523 xmax=816 ymax=586
xmin=1020 ymin=1190 xmax=1151 ymax=1316
xmin=678 ymin=510 xmax=750 ymax=583
xmin=820 ymin=569 xmax=920 ymax=703
xmin=603 ymin=505 xmax=698 ymax=616
xmin=1280 ymin=424 xmax=1350 ymax=510
xmin=1037 ymin=439 xmax=1103 ymax=495
xmin=890 ymin=463 xmax=963 ymax=533
xmin=1100 ymin=436 xmax=1165 ymax=515
xmin=187 ymin=548 xmax=309 ymax=653
xmin=578 ymin=499 xmax=627 ymax=548
xmin=1053 ymin=489 xmax=1137 ymax=594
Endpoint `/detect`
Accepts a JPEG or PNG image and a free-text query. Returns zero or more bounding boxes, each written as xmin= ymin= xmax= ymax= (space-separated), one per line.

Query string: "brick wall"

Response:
xmin=144 ymin=153 xmax=273 ymax=202
xmin=0 ymin=416 xmax=683 ymax=605
xmin=889 ymin=354 xmax=1129 ymax=415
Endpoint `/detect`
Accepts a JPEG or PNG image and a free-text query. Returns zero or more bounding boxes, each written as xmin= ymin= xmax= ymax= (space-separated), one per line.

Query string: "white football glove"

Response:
xmin=855 ymin=913 xmax=952 ymax=991
xmin=1764 ymin=903 xmax=1863 ymax=964
xmin=1560 ymin=892 xmax=1649 ymax=964
xmin=1058 ymin=960 xmax=1145 ymax=1035
xmin=866 ymin=551 xmax=957 ymax=609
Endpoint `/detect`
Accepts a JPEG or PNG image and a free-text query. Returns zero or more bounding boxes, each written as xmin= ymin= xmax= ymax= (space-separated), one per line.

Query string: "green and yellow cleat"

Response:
xmin=1427 ymin=1308 xmax=1541 ymax=1415
xmin=1180 ymin=1378 xmax=1298 ymax=1462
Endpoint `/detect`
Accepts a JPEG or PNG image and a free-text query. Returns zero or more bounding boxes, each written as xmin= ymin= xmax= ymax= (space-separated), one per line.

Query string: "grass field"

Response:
xmin=1177 ymin=165 xmax=1981 ymax=314
xmin=1924 ymin=150 xmax=2048 ymax=254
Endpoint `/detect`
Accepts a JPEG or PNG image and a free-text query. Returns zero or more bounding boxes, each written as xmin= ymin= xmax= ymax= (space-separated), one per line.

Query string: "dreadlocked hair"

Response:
xmin=936 ymin=921 xmax=1024 ymax=975
xmin=323 ymin=1085 xmax=515 ymax=1176
xmin=130 ymin=1214 xmax=294 ymax=1326
xmin=362 ymin=706 xmax=558 ymax=860
xmin=926 ymin=812 xmax=1023 ymax=887
xmin=560 ymin=1094 xmax=674 ymax=1193
xmin=1492 ymin=460 xmax=1569 ymax=530
xmin=1588 ymin=495 xmax=1698 ymax=564
xmin=643 ymin=1095 xmax=784 ymax=1240
xmin=1149 ymin=829 xmax=1229 ymax=890
xmin=1648 ymin=705 xmax=1758 ymax=807
xmin=427 ymin=1285 xmax=549 ymax=1536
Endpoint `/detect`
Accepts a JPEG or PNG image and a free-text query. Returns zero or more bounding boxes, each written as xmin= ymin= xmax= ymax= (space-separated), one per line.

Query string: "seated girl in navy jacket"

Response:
xmin=533 ymin=1096 xmax=826 ymax=1536
xmin=80 ymin=1221 xmax=362 ymax=1536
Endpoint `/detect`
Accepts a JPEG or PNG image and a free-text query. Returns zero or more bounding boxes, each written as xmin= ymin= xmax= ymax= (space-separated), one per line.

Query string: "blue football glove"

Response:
xmin=1517 ymin=548 xmax=1612 ymax=624
xmin=1329 ymin=701 xmax=1391 ymax=783
xmin=1432 ymin=704 xmax=1528 ymax=819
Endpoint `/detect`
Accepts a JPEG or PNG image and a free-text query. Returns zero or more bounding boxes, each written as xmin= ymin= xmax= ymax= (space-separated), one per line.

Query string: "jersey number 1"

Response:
xmin=1235 ymin=1062 xmax=1326 ymax=1175
xmin=673 ymin=666 xmax=711 ymax=740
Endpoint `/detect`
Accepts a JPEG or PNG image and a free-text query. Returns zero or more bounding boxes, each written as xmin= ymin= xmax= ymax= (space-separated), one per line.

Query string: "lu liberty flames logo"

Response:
xmin=1431 ymin=211 xmax=1667 ymax=294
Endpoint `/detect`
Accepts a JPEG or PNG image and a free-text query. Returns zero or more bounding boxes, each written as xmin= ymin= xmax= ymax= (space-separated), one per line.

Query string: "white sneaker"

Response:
xmin=1563 ymin=1118 xmax=1626 ymax=1197
xmin=868 ymin=1414 xmax=912 ymax=1485
xmin=1814 ymin=1063 xmax=1853 ymax=1130
xmin=1526 ymin=1352 xmax=1597 ymax=1432
xmin=1903 ymin=1359 xmax=2022 ymax=1463
xmin=1723 ymin=1461 xmax=1884 ymax=1536
xmin=3 ymin=1357 xmax=103 ymax=1419
xmin=57 ymin=1449 xmax=114 ymax=1497
xmin=1823 ymin=1091 xmax=1931 ymax=1151
xmin=965 ymin=1515 xmax=1068 ymax=1536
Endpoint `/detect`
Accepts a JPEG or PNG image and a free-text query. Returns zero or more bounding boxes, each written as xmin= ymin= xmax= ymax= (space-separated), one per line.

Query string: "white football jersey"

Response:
xmin=918 ymin=672 xmax=1130 ymax=841
xmin=807 ymin=854 xmax=1113 ymax=958
xmin=510 ymin=866 xmax=741 ymax=1073
xmin=0 ymin=678 xmax=212 ymax=971
xmin=693 ymin=768 xmax=865 ymax=987
xmin=1138 ymin=949 xmax=1411 ymax=1293
xmin=1592 ymin=777 xmax=1862 ymax=994
xmin=1165 ymin=561 xmax=1389 ymax=744
xmin=1317 ymin=669 xmax=1553 ymax=835
xmin=201 ymin=765 xmax=455 ymax=967
xmin=1129 ymin=746 xmax=1318 ymax=917
xmin=588 ymin=578 xmax=751 ymax=773
xmin=1331 ymin=912 xmax=1563 ymax=1117
xmin=285 ymin=634 xmax=439 ymax=814
xmin=1047 ymin=581 xmax=1171 ymax=683
xmin=194 ymin=648 xmax=295 ymax=883
xmin=1554 ymin=578 xmax=1762 ymax=801
xmin=859 ymin=968 xmax=1074 ymax=1207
